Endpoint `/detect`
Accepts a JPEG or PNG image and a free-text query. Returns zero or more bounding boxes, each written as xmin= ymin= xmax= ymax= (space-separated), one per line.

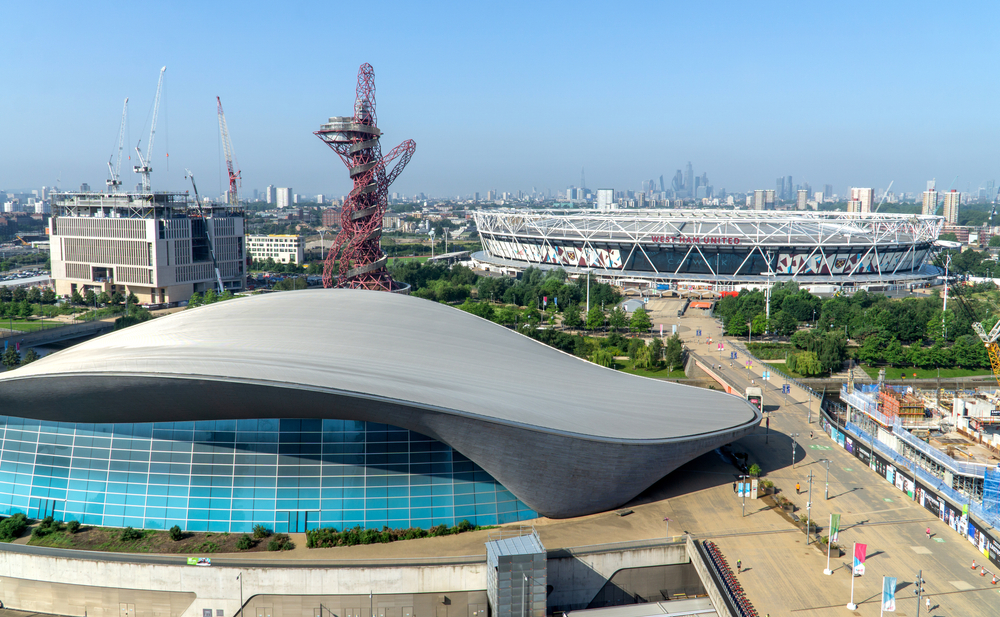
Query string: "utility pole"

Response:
xmin=822 ymin=459 xmax=830 ymax=500
xmin=943 ymin=254 xmax=952 ymax=340
xmin=790 ymin=433 xmax=799 ymax=469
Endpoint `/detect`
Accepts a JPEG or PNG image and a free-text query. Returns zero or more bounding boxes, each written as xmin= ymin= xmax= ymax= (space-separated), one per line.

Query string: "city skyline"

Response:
xmin=1 ymin=2 xmax=999 ymax=199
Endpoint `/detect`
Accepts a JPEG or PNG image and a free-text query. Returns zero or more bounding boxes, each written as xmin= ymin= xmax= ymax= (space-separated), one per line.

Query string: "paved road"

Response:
xmin=677 ymin=311 xmax=1000 ymax=616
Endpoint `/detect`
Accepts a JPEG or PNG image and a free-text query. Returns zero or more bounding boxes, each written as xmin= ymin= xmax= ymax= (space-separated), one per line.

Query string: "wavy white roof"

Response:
xmin=0 ymin=289 xmax=756 ymax=442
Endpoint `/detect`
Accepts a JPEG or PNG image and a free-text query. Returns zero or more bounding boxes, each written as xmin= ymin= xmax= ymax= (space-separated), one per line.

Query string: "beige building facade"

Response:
xmin=48 ymin=192 xmax=245 ymax=305
xmin=246 ymin=234 xmax=305 ymax=264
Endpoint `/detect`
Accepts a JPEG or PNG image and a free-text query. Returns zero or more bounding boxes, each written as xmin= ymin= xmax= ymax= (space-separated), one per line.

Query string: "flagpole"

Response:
xmin=880 ymin=576 xmax=884 ymax=617
xmin=824 ymin=513 xmax=833 ymax=575
xmin=847 ymin=542 xmax=858 ymax=611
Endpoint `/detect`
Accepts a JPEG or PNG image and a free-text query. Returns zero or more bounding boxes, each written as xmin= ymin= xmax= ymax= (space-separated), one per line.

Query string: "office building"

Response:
xmin=246 ymin=234 xmax=305 ymax=265
xmin=943 ymin=190 xmax=961 ymax=225
xmin=765 ymin=189 xmax=776 ymax=209
xmin=796 ymin=189 xmax=808 ymax=210
xmin=48 ymin=191 xmax=246 ymax=304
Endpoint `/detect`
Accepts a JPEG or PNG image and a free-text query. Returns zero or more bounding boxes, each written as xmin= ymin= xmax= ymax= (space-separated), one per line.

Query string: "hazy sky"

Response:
xmin=2 ymin=1 xmax=998 ymax=199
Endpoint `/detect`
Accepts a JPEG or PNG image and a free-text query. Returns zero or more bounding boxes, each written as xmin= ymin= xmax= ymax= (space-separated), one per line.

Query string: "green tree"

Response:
xmin=884 ymin=339 xmax=906 ymax=367
xmin=96 ymin=291 xmax=110 ymax=305
xmin=632 ymin=342 xmax=655 ymax=369
xmin=649 ymin=337 xmax=663 ymax=368
xmin=494 ymin=306 xmax=518 ymax=327
xmin=1 ymin=347 xmax=21 ymax=369
xmin=792 ymin=351 xmax=823 ymax=376
xmin=12 ymin=288 xmax=26 ymax=303
xmin=770 ymin=310 xmax=798 ymax=336
xmin=458 ymin=300 xmax=495 ymax=321
xmin=110 ymin=291 xmax=125 ymax=306
xmin=273 ymin=278 xmax=306 ymax=291
xmin=590 ymin=348 xmax=615 ymax=368
xmin=18 ymin=301 xmax=33 ymax=319
xmin=187 ymin=292 xmax=203 ymax=308
xmin=664 ymin=334 xmax=684 ymax=372
xmin=608 ymin=306 xmax=627 ymax=332
xmin=990 ymin=235 xmax=1000 ymax=247
xmin=561 ymin=304 xmax=582 ymax=329
xmin=84 ymin=289 xmax=97 ymax=306
xmin=585 ymin=306 xmax=606 ymax=331
xmin=751 ymin=312 xmax=767 ymax=335
xmin=629 ymin=308 xmax=652 ymax=333
xmin=21 ymin=349 xmax=41 ymax=365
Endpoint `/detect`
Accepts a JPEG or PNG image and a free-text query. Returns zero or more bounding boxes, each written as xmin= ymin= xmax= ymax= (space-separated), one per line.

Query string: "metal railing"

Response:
xmin=893 ymin=426 xmax=989 ymax=478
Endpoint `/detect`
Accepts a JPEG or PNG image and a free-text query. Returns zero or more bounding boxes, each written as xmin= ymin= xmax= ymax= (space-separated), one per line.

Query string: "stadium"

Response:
xmin=0 ymin=290 xmax=759 ymax=533
xmin=472 ymin=209 xmax=945 ymax=292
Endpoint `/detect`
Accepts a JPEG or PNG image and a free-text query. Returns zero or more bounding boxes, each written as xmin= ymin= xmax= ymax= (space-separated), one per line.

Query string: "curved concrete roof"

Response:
xmin=0 ymin=289 xmax=760 ymax=516
xmin=1 ymin=289 xmax=754 ymax=441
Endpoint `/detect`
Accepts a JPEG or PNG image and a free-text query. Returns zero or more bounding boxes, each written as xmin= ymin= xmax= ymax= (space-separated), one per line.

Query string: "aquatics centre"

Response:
xmin=472 ymin=209 xmax=944 ymax=291
xmin=0 ymin=290 xmax=759 ymax=533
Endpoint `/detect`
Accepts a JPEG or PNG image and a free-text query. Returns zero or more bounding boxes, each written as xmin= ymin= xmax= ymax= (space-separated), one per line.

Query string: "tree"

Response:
xmin=590 ymin=348 xmax=615 ymax=368
xmin=96 ymin=291 xmax=110 ymax=306
xmin=561 ymin=304 xmax=582 ymax=330
xmin=84 ymin=289 xmax=96 ymax=307
xmin=608 ymin=307 xmax=627 ymax=332
xmin=770 ymin=310 xmax=798 ymax=337
xmin=0 ymin=287 xmax=10 ymax=303
xmin=649 ymin=338 xmax=663 ymax=368
xmin=751 ymin=312 xmax=767 ymax=336
xmin=632 ymin=342 xmax=655 ymax=370
xmin=884 ymin=339 xmax=906 ymax=367
xmin=41 ymin=288 xmax=57 ymax=304
xmin=585 ymin=306 xmax=606 ymax=331
xmin=494 ymin=306 xmax=518 ymax=327
xmin=70 ymin=290 xmax=83 ymax=305
xmin=629 ymin=308 xmax=652 ymax=333
xmin=21 ymin=349 xmax=40 ymax=365
xmin=110 ymin=291 xmax=125 ymax=306
xmin=791 ymin=351 xmax=823 ymax=377
xmin=1 ymin=347 xmax=21 ymax=369
xmin=25 ymin=287 xmax=41 ymax=304
xmin=990 ymin=235 xmax=1000 ymax=247
xmin=12 ymin=288 xmax=26 ymax=303
xmin=187 ymin=292 xmax=203 ymax=308
xmin=458 ymin=300 xmax=495 ymax=321
xmin=664 ymin=334 xmax=684 ymax=372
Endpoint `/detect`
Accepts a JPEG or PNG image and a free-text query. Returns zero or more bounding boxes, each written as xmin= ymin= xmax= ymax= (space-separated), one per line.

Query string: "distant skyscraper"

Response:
xmin=943 ymin=190 xmax=960 ymax=224
xmin=850 ymin=188 xmax=874 ymax=213
xmin=80 ymin=183 xmax=90 ymax=192
xmin=753 ymin=189 xmax=766 ymax=211
xmin=265 ymin=185 xmax=275 ymax=204
xmin=276 ymin=187 xmax=292 ymax=208
xmin=685 ymin=162 xmax=694 ymax=198
xmin=659 ymin=175 xmax=665 ymax=192
xmin=596 ymin=189 xmax=614 ymax=210
xmin=765 ymin=190 xmax=776 ymax=209
xmin=922 ymin=187 xmax=938 ymax=216
xmin=776 ymin=178 xmax=784 ymax=201
xmin=823 ymin=184 xmax=833 ymax=200
xmin=785 ymin=176 xmax=793 ymax=201
xmin=797 ymin=189 xmax=808 ymax=210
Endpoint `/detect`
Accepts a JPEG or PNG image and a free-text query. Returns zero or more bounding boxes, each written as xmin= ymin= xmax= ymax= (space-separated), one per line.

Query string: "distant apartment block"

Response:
xmin=596 ymin=188 xmax=615 ymax=211
xmin=276 ymin=188 xmax=293 ymax=209
xmin=943 ymin=190 xmax=961 ymax=224
xmin=922 ymin=188 xmax=939 ymax=216
xmin=246 ymin=234 xmax=304 ymax=264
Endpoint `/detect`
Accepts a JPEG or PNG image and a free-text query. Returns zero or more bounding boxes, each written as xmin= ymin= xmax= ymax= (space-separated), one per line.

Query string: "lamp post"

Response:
xmin=806 ymin=469 xmax=814 ymax=544
xmin=820 ymin=458 xmax=830 ymax=500
xmin=790 ymin=433 xmax=799 ymax=469
xmin=237 ymin=573 xmax=243 ymax=617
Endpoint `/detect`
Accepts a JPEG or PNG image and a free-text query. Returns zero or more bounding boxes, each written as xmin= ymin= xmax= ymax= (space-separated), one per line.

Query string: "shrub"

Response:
xmin=456 ymin=519 xmax=473 ymax=533
xmin=748 ymin=464 xmax=762 ymax=478
xmin=267 ymin=533 xmax=295 ymax=551
xmin=0 ymin=513 xmax=28 ymax=541
xmin=236 ymin=534 xmax=254 ymax=550
xmin=252 ymin=524 xmax=271 ymax=539
xmin=31 ymin=525 xmax=50 ymax=538
xmin=169 ymin=525 xmax=183 ymax=541
xmin=120 ymin=526 xmax=143 ymax=541
xmin=67 ymin=520 xmax=81 ymax=534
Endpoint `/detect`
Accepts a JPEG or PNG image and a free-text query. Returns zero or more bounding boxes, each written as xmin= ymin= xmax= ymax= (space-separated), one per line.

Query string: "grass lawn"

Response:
xmin=616 ymin=364 xmax=688 ymax=379
xmin=859 ymin=364 xmax=995 ymax=380
xmin=0 ymin=319 xmax=67 ymax=333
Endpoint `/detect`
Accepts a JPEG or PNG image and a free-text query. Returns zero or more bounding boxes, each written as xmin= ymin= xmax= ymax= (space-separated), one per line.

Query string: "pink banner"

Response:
xmin=853 ymin=543 xmax=867 ymax=576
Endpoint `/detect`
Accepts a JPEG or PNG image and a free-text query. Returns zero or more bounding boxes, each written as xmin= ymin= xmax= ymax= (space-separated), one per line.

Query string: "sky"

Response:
xmin=1 ymin=1 xmax=999 ymax=200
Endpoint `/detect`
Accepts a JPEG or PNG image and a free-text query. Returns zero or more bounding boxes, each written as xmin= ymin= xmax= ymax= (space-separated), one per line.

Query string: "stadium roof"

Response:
xmin=0 ymin=289 xmax=756 ymax=443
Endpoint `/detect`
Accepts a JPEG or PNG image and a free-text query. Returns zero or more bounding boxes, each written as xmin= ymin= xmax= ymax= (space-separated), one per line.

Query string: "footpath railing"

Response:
xmin=727 ymin=337 xmax=825 ymax=404
xmin=701 ymin=540 xmax=758 ymax=617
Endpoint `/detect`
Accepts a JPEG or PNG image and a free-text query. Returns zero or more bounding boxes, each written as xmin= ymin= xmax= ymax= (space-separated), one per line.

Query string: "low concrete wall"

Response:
xmin=686 ymin=537 xmax=733 ymax=617
xmin=0 ymin=539 xmax=696 ymax=617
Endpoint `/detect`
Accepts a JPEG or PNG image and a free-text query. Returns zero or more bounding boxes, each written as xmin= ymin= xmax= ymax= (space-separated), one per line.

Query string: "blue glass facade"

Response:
xmin=0 ymin=416 xmax=536 ymax=533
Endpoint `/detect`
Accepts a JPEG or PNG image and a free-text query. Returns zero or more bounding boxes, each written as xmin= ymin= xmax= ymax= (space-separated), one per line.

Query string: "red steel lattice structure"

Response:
xmin=315 ymin=63 xmax=416 ymax=290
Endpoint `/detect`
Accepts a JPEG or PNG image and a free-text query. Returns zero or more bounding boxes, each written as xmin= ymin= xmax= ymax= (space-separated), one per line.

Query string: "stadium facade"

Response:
xmin=0 ymin=290 xmax=759 ymax=533
xmin=473 ymin=210 xmax=944 ymax=291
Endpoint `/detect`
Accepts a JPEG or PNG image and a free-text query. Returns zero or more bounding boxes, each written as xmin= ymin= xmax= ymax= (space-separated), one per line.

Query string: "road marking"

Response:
xmin=910 ymin=546 xmax=932 ymax=554
xmin=843 ymin=467 xmax=853 ymax=471
xmin=950 ymin=580 xmax=973 ymax=591
xmin=809 ymin=445 xmax=832 ymax=450
xmin=883 ymin=498 xmax=893 ymax=502
xmin=934 ymin=537 xmax=946 ymax=543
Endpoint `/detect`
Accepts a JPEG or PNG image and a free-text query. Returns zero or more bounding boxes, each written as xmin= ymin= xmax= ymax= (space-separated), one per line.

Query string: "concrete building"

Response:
xmin=48 ymin=192 xmax=245 ymax=304
xmin=922 ymin=189 xmax=938 ymax=216
xmin=850 ymin=187 xmax=874 ymax=213
xmin=943 ymin=189 xmax=961 ymax=224
xmin=596 ymin=188 xmax=615 ymax=211
xmin=0 ymin=289 xmax=760 ymax=532
xmin=796 ymin=189 xmax=808 ymax=210
xmin=265 ymin=185 xmax=275 ymax=204
xmin=753 ymin=189 xmax=766 ymax=211
xmin=245 ymin=234 xmax=305 ymax=264
xmin=276 ymin=187 xmax=293 ymax=209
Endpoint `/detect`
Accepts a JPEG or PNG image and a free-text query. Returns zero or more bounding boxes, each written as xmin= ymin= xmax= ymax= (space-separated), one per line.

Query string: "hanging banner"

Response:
xmin=853 ymin=543 xmax=867 ymax=576
xmin=882 ymin=576 xmax=896 ymax=612
xmin=830 ymin=513 xmax=840 ymax=542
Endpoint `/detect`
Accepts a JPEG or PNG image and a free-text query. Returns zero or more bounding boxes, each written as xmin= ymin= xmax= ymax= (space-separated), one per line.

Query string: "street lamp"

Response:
xmin=790 ymin=433 xmax=799 ymax=469
xmin=237 ymin=572 xmax=243 ymax=617
xmin=820 ymin=458 xmax=830 ymax=500
xmin=806 ymin=469 xmax=814 ymax=545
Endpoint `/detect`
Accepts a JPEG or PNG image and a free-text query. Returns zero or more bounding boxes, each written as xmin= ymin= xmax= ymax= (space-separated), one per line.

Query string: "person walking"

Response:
xmin=796 ymin=482 xmax=801 ymax=494
xmin=926 ymin=527 xmax=931 ymax=539
xmin=736 ymin=559 xmax=742 ymax=573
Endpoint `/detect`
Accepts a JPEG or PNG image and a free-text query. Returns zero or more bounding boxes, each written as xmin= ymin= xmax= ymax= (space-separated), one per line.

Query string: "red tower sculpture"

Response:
xmin=315 ymin=63 xmax=416 ymax=290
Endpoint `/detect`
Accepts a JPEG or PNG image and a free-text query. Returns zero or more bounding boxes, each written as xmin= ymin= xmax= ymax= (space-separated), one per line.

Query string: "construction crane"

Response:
xmin=106 ymin=98 xmax=128 ymax=192
xmin=948 ymin=280 xmax=1000 ymax=387
xmin=184 ymin=169 xmax=225 ymax=294
xmin=133 ymin=67 xmax=166 ymax=192
xmin=216 ymin=97 xmax=241 ymax=206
